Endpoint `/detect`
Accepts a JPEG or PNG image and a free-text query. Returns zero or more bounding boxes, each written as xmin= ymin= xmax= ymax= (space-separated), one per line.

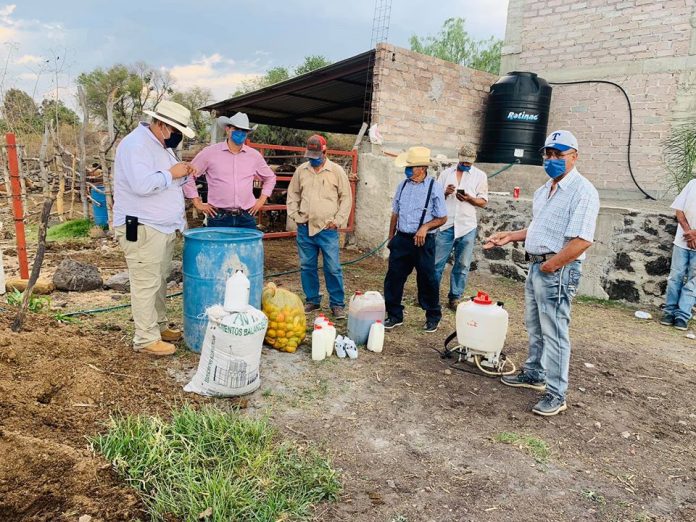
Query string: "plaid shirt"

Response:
xmin=525 ymin=168 xmax=600 ymax=259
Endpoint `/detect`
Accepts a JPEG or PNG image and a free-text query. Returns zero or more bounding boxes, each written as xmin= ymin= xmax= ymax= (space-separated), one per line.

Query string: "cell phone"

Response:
xmin=125 ymin=215 xmax=138 ymax=242
xmin=457 ymin=189 xmax=467 ymax=196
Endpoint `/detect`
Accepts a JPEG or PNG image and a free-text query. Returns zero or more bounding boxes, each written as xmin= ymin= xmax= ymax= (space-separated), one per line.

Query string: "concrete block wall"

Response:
xmin=501 ymin=0 xmax=696 ymax=199
xmin=370 ymin=44 xmax=498 ymax=155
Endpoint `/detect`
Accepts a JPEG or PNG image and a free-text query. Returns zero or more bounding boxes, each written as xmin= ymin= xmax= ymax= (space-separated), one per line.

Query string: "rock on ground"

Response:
xmin=105 ymin=271 xmax=130 ymax=292
xmin=52 ymin=259 xmax=103 ymax=292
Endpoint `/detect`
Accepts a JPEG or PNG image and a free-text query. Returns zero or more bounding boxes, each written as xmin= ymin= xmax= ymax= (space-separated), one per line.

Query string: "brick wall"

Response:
xmin=501 ymin=0 xmax=696 ymax=198
xmin=370 ymin=44 xmax=498 ymax=155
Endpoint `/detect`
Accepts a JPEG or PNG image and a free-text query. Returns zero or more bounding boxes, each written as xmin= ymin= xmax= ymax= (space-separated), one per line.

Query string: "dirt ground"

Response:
xmin=1 ymin=234 xmax=695 ymax=522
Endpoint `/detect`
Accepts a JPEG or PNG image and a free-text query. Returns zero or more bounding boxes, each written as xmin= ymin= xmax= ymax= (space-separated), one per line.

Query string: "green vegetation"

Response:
xmin=46 ymin=218 xmax=92 ymax=241
xmin=494 ymin=432 xmax=550 ymax=463
xmin=6 ymin=288 xmax=50 ymax=313
xmin=580 ymin=488 xmax=606 ymax=505
xmin=663 ymin=119 xmax=696 ymax=192
xmin=90 ymin=405 xmax=341 ymax=521
xmin=410 ymin=17 xmax=503 ymax=74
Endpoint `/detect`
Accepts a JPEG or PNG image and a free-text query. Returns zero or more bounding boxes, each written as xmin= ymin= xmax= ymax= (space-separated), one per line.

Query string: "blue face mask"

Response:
xmin=543 ymin=158 xmax=566 ymax=179
xmin=404 ymin=167 xmax=414 ymax=179
xmin=457 ymin=163 xmax=471 ymax=172
xmin=230 ymin=129 xmax=247 ymax=145
xmin=309 ymin=157 xmax=324 ymax=168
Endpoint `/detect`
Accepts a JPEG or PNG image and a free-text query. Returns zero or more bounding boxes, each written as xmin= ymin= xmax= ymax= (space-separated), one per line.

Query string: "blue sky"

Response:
xmin=2 ymin=0 xmax=509 ymax=111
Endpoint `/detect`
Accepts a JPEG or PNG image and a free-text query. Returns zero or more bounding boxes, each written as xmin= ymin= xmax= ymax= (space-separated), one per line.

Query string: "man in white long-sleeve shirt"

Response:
xmin=113 ymin=101 xmax=197 ymax=356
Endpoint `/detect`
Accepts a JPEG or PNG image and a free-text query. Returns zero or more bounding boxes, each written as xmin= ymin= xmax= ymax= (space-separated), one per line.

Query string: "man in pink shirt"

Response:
xmin=184 ymin=112 xmax=276 ymax=228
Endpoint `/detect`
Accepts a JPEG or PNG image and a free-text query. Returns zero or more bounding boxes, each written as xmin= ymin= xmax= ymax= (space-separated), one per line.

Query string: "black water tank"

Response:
xmin=477 ymin=71 xmax=552 ymax=166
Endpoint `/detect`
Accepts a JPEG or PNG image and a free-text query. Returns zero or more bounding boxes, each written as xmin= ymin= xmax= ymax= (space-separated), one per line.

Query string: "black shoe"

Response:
xmin=423 ymin=320 xmax=439 ymax=333
xmin=384 ymin=317 xmax=403 ymax=329
xmin=303 ymin=302 xmax=320 ymax=314
xmin=674 ymin=318 xmax=688 ymax=331
xmin=660 ymin=313 xmax=674 ymax=326
xmin=448 ymin=299 xmax=460 ymax=311
xmin=501 ymin=371 xmax=546 ymax=392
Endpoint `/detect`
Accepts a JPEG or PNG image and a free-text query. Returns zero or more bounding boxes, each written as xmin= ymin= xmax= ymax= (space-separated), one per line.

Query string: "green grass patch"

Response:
xmin=580 ymin=488 xmax=606 ymax=505
xmin=90 ymin=405 xmax=341 ymax=521
xmin=494 ymin=431 xmax=550 ymax=463
xmin=46 ymin=218 xmax=92 ymax=241
xmin=5 ymin=288 xmax=50 ymax=312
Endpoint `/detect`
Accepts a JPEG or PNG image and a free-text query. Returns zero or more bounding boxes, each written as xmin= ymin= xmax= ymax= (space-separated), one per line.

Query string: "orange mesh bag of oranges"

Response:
xmin=261 ymin=282 xmax=307 ymax=353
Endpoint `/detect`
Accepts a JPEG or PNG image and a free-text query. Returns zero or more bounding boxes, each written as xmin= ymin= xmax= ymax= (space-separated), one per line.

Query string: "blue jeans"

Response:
xmin=664 ymin=245 xmax=696 ymax=322
xmin=296 ymin=224 xmax=345 ymax=307
xmin=207 ymin=211 xmax=256 ymax=229
xmin=434 ymin=227 xmax=477 ymax=301
xmin=523 ymin=260 xmax=582 ymax=401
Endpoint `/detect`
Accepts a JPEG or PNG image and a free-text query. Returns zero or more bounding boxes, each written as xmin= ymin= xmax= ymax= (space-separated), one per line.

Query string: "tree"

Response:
xmin=410 ymin=17 xmax=502 ymax=74
xmin=170 ymin=86 xmax=214 ymax=143
xmin=39 ymin=99 xmax=81 ymax=127
xmin=76 ymin=62 xmax=174 ymax=137
xmin=230 ymin=56 xmax=333 ymax=146
xmin=2 ymin=88 xmax=41 ymax=134
xmin=294 ymin=55 xmax=331 ymax=76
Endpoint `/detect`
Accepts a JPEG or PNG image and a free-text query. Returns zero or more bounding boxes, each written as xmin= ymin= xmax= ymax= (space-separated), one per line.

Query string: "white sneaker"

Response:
xmin=334 ymin=335 xmax=347 ymax=358
xmin=344 ymin=338 xmax=358 ymax=359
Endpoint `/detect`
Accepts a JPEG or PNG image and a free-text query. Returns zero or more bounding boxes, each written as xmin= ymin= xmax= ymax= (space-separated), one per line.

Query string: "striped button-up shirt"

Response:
xmin=525 ymin=168 xmax=600 ymax=259
xmin=392 ymin=177 xmax=447 ymax=234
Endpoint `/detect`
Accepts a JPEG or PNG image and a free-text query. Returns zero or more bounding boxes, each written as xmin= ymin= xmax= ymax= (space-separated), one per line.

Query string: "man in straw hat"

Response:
xmin=113 ymin=100 xmax=197 ymax=356
xmin=383 ymin=146 xmax=447 ymax=333
xmin=434 ymin=144 xmax=488 ymax=311
xmin=183 ymin=112 xmax=276 ymax=229
xmin=287 ymin=134 xmax=352 ymax=319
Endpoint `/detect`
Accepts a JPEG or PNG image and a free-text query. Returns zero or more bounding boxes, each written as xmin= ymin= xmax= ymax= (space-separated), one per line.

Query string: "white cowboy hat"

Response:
xmin=394 ymin=146 xmax=434 ymax=168
xmin=217 ymin=112 xmax=258 ymax=132
xmin=143 ymin=100 xmax=195 ymax=138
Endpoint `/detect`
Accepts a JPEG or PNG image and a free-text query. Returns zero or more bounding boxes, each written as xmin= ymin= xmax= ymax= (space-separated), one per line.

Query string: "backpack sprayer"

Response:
xmin=441 ymin=291 xmax=517 ymax=376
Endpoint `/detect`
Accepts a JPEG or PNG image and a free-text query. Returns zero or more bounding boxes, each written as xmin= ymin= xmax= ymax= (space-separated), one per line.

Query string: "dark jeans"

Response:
xmin=384 ymin=232 xmax=442 ymax=323
xmin=207 ymin=211 xmax=257 ymax=229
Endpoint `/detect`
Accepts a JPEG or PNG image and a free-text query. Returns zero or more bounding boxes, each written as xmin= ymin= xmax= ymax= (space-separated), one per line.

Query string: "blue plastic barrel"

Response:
xmin=91 ymin=185 xmax=108 ymax=227
xmin=182 ymin=227 xmax=264 ymax=353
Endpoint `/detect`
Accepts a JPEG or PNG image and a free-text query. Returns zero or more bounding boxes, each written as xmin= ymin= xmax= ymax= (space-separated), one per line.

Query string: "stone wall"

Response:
xmin=473 ymin=196 xmax=676 ymax=306
xmin=500 ymin=0 xmax=696 ymax=199
xmin=370 ymin=44 xmax=497 ymax=155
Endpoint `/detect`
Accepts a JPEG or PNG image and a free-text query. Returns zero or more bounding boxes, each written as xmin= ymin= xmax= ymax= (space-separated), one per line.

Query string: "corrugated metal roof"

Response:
xmin=201 ymin=50 xmax=375 ymax=134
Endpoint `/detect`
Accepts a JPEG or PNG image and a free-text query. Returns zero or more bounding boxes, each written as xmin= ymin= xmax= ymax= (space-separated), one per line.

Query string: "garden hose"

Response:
xmin=61 ymin=237 xmax=390 ymax=317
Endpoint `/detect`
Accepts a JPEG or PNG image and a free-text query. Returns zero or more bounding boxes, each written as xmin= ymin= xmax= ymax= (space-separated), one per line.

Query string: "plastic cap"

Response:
xmin=355 ymin=291 xmax=363 ymax=295
xmin=315 ymin=325 xmax=323 ymax=330
xmin=328 ymin=322 xmax=334 ymax=326
xmin=473 ymin=291 xmax=493 ymax=305
xmin=376 ymin=320 xmax=382 ymax=323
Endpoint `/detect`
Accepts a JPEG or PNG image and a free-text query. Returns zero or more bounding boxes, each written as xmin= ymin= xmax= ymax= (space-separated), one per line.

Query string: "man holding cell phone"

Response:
xmin=434 ymin=145 xmax=488 ymax=310
xmin=113 ymin=101 xmax=197 ymax=357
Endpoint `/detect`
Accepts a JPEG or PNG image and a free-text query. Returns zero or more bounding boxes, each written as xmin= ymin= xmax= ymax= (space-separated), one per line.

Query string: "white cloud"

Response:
xmin=16 ymin=53 xmax=41 ymax=64
xmin=0 ymin=4 xmax=16 ymax=21
xmin=170 ymin=53 xmax=263 ymax=101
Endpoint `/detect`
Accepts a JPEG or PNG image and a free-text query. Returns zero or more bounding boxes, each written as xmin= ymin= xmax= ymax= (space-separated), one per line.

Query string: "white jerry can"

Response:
xmin=456 ymin=291 xmax=509 ymax=357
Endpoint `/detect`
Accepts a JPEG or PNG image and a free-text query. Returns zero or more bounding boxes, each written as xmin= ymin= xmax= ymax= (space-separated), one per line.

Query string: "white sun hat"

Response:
xmin=143 ymin=100 xmax=195 ymax=138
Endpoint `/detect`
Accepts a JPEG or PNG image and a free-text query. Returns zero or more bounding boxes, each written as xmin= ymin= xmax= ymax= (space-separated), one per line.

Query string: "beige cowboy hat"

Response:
xmin=217 ymin=112 xmax=258 ymax=132
xmin=143 ymin=100 xmax=195 ymax=138
xmin=394 ymin=146 xmax=434 ymax=168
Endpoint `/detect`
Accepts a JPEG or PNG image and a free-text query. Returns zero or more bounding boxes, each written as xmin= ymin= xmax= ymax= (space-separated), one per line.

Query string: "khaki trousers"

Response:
xmin=115 ymin=225 xmax=176 ymax=348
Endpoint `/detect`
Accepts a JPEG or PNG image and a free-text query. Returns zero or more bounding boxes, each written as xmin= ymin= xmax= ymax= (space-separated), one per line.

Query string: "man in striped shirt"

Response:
xmin=484 ymin=130 xmax=600 ymax=417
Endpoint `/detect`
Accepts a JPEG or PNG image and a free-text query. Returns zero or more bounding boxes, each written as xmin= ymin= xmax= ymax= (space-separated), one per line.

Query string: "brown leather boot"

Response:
xmin=138 ymin=340 xmax=176 ymax=356
xmin=160 ymin=328 xmax=182 ymax=342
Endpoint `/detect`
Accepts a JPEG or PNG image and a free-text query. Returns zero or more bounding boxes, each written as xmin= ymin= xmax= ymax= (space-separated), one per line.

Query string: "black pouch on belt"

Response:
xmin=125 ymin=215 xmax=138 ymax=242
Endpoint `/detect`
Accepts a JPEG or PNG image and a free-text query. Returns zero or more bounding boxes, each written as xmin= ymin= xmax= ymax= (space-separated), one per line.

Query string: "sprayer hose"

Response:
xmin=474 ymin=354 xmax=517 ymax=377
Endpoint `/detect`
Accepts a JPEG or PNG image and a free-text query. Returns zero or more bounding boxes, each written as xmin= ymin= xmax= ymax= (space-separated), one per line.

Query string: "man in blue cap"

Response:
xmin=484 ymin=130 xmax=600 ymax=417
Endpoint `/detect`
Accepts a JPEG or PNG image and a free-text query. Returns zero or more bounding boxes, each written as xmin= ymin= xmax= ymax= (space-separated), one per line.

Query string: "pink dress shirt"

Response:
xmin=183 ymin=143 xmax=276 ymax=210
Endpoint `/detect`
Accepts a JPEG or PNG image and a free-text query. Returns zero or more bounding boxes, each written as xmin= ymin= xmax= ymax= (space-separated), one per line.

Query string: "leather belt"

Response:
xmin=525 ymin=252 xmax=555 ymax=263
xmin=218 ymin=208 xmax=246 ymax=216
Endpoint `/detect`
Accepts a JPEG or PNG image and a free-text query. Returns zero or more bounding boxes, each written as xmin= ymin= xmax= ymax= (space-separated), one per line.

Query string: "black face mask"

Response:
xmin=164 ymin=130 xmax=183 ymax=149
